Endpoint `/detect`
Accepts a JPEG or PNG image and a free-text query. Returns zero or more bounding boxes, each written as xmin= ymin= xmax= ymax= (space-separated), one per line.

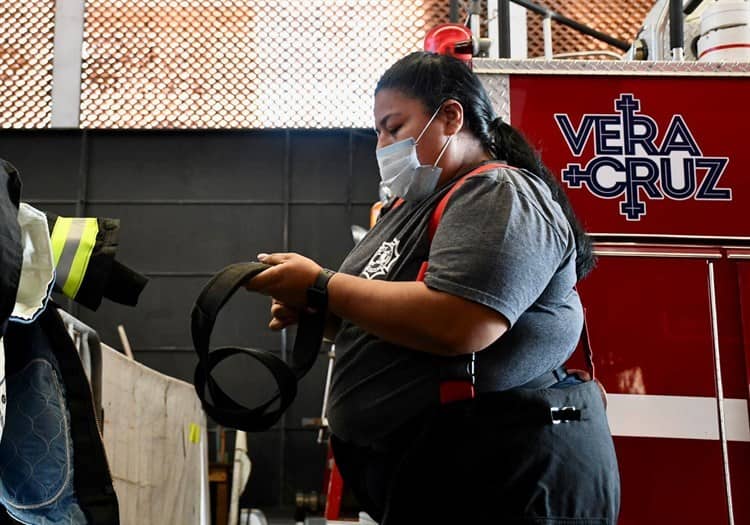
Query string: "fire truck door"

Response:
xmin=572 ymin=244 xmax=741 ymax=525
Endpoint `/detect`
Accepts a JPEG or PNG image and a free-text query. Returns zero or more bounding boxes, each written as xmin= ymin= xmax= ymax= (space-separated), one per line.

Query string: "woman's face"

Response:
xmin=373 ymin=88 xmax=450 ymax=170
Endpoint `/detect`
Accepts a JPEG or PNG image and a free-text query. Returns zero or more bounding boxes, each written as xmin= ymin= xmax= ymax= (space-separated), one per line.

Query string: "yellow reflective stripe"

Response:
xmin=61 ymin=218 xmax=98 ymax=298
xmin=50 ymin=217 xmax=72 ymax=265
xmin=189 ymin=423 xmax=201 ymax=444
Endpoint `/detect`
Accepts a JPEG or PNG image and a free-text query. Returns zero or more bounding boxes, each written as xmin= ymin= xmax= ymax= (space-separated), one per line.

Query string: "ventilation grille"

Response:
xmin=0 ymin=0 xmax=55 ymax=128
xmin=80 ymin=0 xmax=456 ymax=128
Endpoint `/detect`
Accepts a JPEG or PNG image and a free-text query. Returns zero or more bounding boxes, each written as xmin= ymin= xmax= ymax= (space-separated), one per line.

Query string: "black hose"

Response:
xmin=450 ymin=0 xmax=459 ymax=23
xmin=511 ymin=0 xmax=631 ymax=51
xmin=670 ymin=0 xmax=685 ymax=52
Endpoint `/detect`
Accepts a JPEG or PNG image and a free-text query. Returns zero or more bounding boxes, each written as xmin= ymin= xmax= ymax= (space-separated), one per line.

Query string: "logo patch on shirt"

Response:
xmin=361 ymin=238 xmax=400 ymax=280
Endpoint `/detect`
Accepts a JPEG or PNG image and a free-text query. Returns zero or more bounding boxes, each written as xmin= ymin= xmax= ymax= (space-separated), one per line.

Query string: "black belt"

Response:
xmin=519 ymin=366 xmax=568 ymax=389
xmin=191 ymin=262 xmax=326 ymax=432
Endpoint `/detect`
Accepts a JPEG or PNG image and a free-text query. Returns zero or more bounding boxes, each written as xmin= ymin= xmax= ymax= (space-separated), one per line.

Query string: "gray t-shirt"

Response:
xmin=328 ymin=165 xmax=583 ymax=447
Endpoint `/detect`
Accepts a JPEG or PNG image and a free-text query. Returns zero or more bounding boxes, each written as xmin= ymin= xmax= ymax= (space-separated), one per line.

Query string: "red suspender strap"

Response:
xmin=415 ymin=261 xmax=430 ymax=282
xmin=419 ymin=162 xmax=511 ymax=405
xmin=419 ymin=162 xmax=511 ymax=283
xmin=417 ymin=163 xmax=511 ymax=283
xmin=440 ymin=380 xmax=474 ymax=404
xmin=392 ymin=162 xmax=511 ymax=255
xmin=581 ymin=308 xmax=596 ymax=379
xmin=579 ymin=306 xmax=607 ymax=407
xmin=426 ymin=162 xmax=511 ymax=245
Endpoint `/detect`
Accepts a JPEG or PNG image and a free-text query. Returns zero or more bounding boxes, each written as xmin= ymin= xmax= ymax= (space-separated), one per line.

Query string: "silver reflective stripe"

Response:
xmin=55 ymin=218 xmax=86 ymax=292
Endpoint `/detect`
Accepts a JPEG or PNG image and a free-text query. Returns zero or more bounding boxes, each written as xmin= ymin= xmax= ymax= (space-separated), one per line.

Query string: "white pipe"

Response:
xmin=707 ymin=262 xmax=735 ymax=525
xmin=470 ymin=12 xmax=481 ymax=40
xmin=488 ymin=1 xmax=500 ymax=59
xmin=318 ymin=346 xmax=336 ymax=444
xmin=51 ymin=0 xmax=85 ymax=127
xmin=200 ymin=428 xmax=210 ymax=525
xmin=229 ymin=431 xmax=252 ymax=525
xmin=543 ymin=15 xmax=553 ymax=60
xmin=510 ymin=3 xmax=528 ymax=59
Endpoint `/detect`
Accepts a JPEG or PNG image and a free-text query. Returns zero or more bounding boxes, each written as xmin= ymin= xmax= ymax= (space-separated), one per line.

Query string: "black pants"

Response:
xmin=332 ymin=380 xmax=620 ymax=524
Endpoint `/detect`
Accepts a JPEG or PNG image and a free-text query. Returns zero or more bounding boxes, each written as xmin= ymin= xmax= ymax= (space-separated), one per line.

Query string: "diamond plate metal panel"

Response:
xmin=80 ymin=0 xmax=455 ymax=129
xmin=0 ymin=0 xmax=55 ymax=128
xmin=526 ymin=0 xmax=655 ymax=59
xmin=478 ymin=73 xmax=509 ymax=122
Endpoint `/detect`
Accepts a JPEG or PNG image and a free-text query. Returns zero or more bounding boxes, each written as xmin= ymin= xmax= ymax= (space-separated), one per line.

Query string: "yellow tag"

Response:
xmin=189 ymin=423 xmax=200 ymax=444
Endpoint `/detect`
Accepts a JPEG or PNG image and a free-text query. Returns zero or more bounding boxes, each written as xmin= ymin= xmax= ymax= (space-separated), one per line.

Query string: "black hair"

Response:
xmin=375 ymin=51 xmax=595 ymax=280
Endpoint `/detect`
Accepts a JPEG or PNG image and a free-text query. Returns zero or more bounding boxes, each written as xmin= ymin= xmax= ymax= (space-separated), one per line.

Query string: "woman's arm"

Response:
xmin=327 ymin=272 xmax=507 ymax=355
xmin=249 ymin=253 xmax=508 ymax=356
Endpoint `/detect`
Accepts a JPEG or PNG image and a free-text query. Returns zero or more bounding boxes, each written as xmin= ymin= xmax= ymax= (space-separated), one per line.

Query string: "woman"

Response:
xmin=249 ymin=52 xmax=620 ymax=524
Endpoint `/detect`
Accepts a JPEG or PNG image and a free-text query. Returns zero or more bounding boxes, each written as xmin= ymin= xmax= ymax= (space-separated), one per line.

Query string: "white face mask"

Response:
xmin=376 ymin=105 xmax=455 ymax=202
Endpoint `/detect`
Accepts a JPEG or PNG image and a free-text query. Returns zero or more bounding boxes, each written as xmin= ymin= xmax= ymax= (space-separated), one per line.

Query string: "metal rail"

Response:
xmin=707 ymin=262 xmax=736 ymax=525
xmin=510 ymin=0 xmax=631 ymax=51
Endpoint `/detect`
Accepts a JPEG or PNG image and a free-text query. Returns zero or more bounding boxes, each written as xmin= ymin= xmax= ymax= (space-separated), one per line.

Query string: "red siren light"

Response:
xmin=423 ymin=23 xmax=474 ymax=67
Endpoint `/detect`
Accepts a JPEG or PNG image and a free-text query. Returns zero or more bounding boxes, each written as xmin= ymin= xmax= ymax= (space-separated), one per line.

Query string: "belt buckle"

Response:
xmin=550 ymin=405 xmax=580 ymax=424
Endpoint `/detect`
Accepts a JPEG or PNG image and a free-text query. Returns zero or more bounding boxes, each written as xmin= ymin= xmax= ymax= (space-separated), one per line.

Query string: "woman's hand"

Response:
xmin=245 ymin=252 xmax=322 ymax=308
xmin=269 ymin=299 xmax=300 ymax=331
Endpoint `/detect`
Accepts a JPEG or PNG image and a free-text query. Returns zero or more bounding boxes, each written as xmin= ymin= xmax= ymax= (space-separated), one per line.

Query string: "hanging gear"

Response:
xmin=0 ymin=160 xmax=22 ymax=334
xmin=191 ymin=262 xmax=328 ymax=432
xmin=11 ymin=203 xmax=56 ymax=324
xmin=0 ymin=159 xmax=23 ymax=455
xmin=46 ymin=212 xmax=148 ymax=311
xmin=4 ymin=308 xmax=119 ymax=525
xmin=0 ymin=159 xmax=119 ymax=523
xmin=50 ymin=216 xmax=99 ymax=301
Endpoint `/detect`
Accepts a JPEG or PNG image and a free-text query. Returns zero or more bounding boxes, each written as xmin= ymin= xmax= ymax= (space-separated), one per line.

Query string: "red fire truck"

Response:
xmin=473 ymin=59 xmax=750 ymax=525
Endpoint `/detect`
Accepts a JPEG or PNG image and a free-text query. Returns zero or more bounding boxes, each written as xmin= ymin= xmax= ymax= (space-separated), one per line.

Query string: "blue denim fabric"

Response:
xmin=551 ymin=373 xmax=585 ymax=388
xmin=0 ymin=321 xmax=87 ymax=525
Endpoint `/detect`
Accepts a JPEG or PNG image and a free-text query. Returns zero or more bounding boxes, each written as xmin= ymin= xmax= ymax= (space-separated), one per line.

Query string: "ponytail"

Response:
xmin=488 ymin=118 xmax=596 ymax=280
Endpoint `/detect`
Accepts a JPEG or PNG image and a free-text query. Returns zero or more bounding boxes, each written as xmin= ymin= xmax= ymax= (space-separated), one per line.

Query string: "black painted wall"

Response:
xmin=0 ymin=129 xmax=379 ymax=510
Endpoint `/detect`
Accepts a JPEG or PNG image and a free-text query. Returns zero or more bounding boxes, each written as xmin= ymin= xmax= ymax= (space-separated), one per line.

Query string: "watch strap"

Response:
xmin=307 ymin=268 xmax=335 ymax=310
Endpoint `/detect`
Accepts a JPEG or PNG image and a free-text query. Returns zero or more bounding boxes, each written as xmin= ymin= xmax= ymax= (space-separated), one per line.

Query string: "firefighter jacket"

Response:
xmin=0 ymin=160 xmax=22 ymax=335
xmin=46 ymin=212 xmax=148 ymax=311
xmin=0 ymin=160 xmax=125 ymax=523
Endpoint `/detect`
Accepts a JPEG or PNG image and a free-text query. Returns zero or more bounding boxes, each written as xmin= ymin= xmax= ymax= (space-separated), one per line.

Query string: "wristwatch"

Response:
xmin=307 ymin=268 xmax=336 ymax=310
